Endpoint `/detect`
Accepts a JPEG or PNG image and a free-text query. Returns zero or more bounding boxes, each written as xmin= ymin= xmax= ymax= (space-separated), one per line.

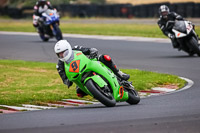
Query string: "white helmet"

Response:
xmin=54 ymin=40 xmax=73 ymax=62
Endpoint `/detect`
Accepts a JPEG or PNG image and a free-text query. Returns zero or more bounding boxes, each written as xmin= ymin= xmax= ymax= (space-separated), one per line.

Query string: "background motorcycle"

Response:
xmin=34 ymin=9 xmax=63 ymax=42
xmin=64 ymin=51 xmax=140 ymax=107
xmin=166 ymin=20 xmax=200 ymax=56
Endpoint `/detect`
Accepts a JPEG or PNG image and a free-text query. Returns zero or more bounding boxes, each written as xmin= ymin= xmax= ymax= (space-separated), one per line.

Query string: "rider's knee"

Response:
xmin=99 ymin=54 xmax=112 ymax=62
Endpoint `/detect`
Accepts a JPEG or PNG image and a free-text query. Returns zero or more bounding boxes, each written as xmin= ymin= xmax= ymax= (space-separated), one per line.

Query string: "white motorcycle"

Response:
xmin=167 ymin=20 xmax=200 ymax=56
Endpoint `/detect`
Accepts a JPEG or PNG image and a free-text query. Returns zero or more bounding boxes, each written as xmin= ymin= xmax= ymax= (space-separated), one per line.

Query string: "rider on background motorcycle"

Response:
xmin=54 ymin=40 xmax=130 ymax=98
xmin=157 ymin=5 xmax=184 ymax=49
xmin=33 ymin=0 xmax=54 ymax=34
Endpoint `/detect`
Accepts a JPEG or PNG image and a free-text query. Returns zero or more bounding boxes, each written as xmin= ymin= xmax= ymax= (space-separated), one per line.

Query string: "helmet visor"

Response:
xmin=63 ymin=50 xmax=69 ymax=58
xmin=56 ymin=50 xmax=69 ymax=59
xmin=161 ymin=11 xmax=168 ymax=17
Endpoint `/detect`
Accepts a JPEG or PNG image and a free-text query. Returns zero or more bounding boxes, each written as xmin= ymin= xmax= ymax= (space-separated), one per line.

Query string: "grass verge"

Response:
xmin=0 ymin=60 xmax=186 ymax=106
xmin=0 ymin=19 xmax=199 ymax=38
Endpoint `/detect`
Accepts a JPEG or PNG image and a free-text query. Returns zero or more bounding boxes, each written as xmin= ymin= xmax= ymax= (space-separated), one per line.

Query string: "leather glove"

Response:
xmin=63 ymin=79 xmax=73 ymax=88
xmin=89 ymin=48 xmax=98 ymax=59
xmin=168 ymin=33 xmax=175 ymax=40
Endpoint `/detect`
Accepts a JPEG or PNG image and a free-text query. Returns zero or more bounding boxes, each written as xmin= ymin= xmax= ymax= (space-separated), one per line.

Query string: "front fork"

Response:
xmin=50 ymin=22 xmax=59 ymax=36
xmin=113 ymin=84 xmax=129 ymax=102
xmin=50 ymin=24 xmax=56 ymax=36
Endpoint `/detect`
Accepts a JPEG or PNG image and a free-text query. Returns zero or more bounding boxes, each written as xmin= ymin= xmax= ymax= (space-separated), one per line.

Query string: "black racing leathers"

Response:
xmin=157 ymin=12 xmax=184 ymax=36
xmin=157 ymin=12 xmax=184 ymax=48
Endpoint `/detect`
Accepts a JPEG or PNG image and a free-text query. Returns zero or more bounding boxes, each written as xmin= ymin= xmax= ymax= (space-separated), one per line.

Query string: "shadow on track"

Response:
xmin=66 ymin=102 xmax=142 ymax=110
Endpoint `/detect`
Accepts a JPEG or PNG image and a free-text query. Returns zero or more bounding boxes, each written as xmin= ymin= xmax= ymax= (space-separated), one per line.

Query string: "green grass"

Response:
xmin=0 ymin=60 xmax=77 ymax=106
xmin=0 ymin=19 xmax=199 ymax=38
xmin=0 ymin=20 xmax=164 ymax=37
xmin=60 ymin=23 xmax=167 ymax=38
xmin=0 ymin=60 xmax=186 ymax=106
xmin=124 ymin=69 xmax=185 ymax=91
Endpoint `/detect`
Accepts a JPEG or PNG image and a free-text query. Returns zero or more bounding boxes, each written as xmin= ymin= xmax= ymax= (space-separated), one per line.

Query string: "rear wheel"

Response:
xmin=39 ymin=34 xmax=49 ymax=42
xmin=187 ymin=37 xmax=200 ymax=56
xmin=85 ymin=79 xmax=116 ymax=107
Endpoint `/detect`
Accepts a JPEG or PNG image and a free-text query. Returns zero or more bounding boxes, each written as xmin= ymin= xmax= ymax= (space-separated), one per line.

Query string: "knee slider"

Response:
xmin=103 ymin=55 xmax=111 ymax=61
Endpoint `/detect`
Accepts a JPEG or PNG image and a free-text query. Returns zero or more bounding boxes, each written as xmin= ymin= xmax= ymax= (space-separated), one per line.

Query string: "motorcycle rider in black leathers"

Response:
xmin=55 ymin=40 xmax=130 ymax=98
xmin=157 ymin=5 xmax=184 ymax=49
xmin=33 ymin=0 xmax=53 ymax=37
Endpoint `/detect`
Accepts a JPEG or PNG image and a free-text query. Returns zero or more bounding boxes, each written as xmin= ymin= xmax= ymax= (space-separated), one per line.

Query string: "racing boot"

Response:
xmin=115 ymin=70 xmax=130 ymax=81
xmin=99 ymin=54 xmax=130 ymax=81
xmin=76 ymin=87 xmax=87 ymax=98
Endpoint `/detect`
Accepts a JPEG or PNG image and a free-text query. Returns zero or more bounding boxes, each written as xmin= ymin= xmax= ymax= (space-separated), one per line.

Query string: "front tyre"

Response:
xmin=85 ymin=79 xmax=116 ymax=107
xmin=187 ymin=36 xmax=200 ymax=56
xmin=126 ymin=89 xmax=140 ymax=105
xmin=53 ymin=24 xmax=63 ymax=41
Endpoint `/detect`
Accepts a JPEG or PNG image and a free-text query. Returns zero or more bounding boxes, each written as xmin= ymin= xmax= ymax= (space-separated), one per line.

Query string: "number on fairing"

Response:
xmin=69 ymin=60 xmax=80 ymax=73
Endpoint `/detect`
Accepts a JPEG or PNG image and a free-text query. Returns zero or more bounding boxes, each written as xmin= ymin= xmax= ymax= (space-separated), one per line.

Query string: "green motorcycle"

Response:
xmin=64 ymin=51 xmax=140 ymax=107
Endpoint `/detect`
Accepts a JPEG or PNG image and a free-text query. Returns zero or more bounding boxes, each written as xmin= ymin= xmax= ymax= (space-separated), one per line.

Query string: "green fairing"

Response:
xmin=84 ymin=75 xmax=107 ymax=88
xmin=64 ymin=51 xmax=129 ymax=102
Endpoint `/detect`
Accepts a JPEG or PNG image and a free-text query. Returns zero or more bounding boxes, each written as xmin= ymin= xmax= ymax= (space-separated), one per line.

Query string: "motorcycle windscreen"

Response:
xmin=173 ymin=21 xmax=187 ymax=34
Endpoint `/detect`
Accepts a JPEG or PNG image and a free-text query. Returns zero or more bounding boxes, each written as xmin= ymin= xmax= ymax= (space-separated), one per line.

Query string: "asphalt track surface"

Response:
xmin=0 ymin=33 xmax=200 ymax=133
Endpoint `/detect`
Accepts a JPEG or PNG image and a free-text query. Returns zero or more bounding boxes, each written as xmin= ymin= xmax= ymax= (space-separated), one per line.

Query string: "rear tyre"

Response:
xmin=39 ymin=34 xmax=49 ymax=42
xmin=85 ymin=79 xmax=116 ymax=107
xmin=126 ymin=89 xmax=140 ymax=105
xmin=187 ymin=37 xmax=200 ymax=56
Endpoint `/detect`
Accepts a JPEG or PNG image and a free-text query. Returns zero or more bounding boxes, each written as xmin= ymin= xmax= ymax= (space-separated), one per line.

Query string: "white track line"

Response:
xmin=152 ymin=77 xmax=194 ymax=97
xmin=175 ymin=77 xmax=194 ymax=92
xmin=22 ymin=104 xmax=56 ymax=109
xmin=63 ymin=99 xmax=99 ymax=104
xmin=152 ymin=87 xmax=176 ymax=92
xmin=0 ymin=105 xmax=41 ymax=111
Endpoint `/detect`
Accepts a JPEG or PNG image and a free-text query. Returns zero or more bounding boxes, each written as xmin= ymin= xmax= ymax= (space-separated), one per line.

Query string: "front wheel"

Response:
xmin=85 ymin=79 xmax=116 ymax=107
xmin=126 ymin=89 xmax=140 ymax=105
xmin=53 ymin=24 xmax=63 ymax=41
xmin=187 ymin=36 xmax=200 ymax=56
